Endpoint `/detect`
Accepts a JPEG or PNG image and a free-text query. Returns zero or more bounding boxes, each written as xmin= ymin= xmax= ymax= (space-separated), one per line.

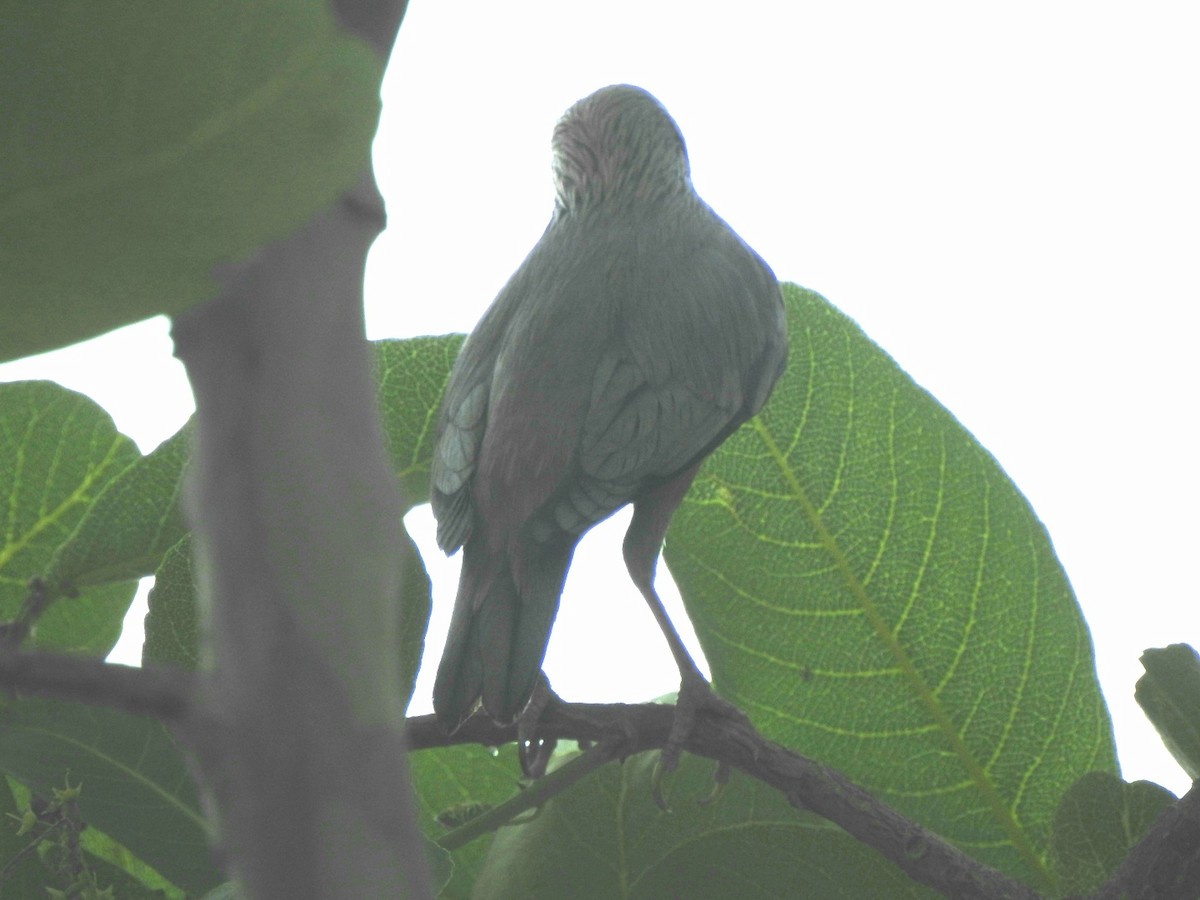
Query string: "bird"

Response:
xmin=430 ymin=84 xmax=787 ymax=766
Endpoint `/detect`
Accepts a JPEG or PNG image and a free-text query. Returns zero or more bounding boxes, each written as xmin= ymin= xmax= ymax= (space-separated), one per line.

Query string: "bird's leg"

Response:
xmin=624 ymin=479 xmax=751 ymax=807
xmin=633 ymin=573 xmax=750 ymax=774
xmin=517 ymin=673 xmax=560 ymax=779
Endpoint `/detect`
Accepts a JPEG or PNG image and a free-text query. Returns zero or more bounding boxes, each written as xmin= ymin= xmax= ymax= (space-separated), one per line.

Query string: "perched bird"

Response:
xmin=430 ymin=85 xmax=787 ymax=757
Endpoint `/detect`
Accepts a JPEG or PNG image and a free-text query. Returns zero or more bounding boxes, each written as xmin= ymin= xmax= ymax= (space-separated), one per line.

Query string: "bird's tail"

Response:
xmin=433 ymin=544 xmax=571 ymax=731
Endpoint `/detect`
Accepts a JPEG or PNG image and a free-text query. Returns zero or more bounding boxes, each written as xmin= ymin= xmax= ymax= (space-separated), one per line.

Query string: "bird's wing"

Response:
xmin=430 ymin=369 xmax=489 ymax=553
xmin=429 ymin=222 xmax=581 ymax=553
xmin=581 ymin=353 xmax=735 ymax=482
xmin=553 ymin=233 xmax=785 ymax=535
xmin=430 ymin=256 xmax=545 ymax=554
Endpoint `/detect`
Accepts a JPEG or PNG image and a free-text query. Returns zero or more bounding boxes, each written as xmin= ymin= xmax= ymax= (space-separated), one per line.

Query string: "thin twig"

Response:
xmin=437 ymin=737 xmax=623 ymax=851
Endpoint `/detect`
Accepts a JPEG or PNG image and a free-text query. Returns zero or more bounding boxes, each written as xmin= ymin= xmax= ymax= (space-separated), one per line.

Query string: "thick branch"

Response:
xmin=411 ymin=701 xmax=1040 ymax=900
xmin=412 ymin=702 xmax=1200 ymax=899
xmin=0 ymin=650 xmax=192 ymax=719
xmin=5 ymin=655 xmax=1196 ymax=899
xmin=167 ymin=1 xmax=426 ymax=891
xmin=172 ymin=175 xmax=430 ymax=897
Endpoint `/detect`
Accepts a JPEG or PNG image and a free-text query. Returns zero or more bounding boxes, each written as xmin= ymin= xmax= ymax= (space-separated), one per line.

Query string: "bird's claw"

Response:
xmin=653 ymin=674 xmax=748 ymax=811
xmin=517 ymin=674 xmax=560 ymax=779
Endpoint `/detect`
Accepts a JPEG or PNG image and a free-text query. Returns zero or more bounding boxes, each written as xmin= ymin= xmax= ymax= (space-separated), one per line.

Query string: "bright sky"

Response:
xmin=2 ymin=3 xmax=1195 ymax=796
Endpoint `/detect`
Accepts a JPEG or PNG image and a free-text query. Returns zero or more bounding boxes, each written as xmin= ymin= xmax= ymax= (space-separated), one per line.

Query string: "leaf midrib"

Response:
xmin=751 ymin=413 xmax=1052 ymax=888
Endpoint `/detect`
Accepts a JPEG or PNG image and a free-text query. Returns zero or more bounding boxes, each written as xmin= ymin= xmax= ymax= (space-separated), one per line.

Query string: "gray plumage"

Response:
xmin=430 ymin=84 xmax=787 ymax=731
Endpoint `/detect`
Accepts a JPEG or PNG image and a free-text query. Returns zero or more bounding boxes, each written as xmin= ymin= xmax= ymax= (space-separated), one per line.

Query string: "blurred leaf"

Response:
xmin=0 ymin=786 xmax=179 ymax=899
xmin=198 ymin=884 xmax=240 ymax=900
xmin=0 ymin=381 xmax=139 ymax=653
xmin=397 ymin=520 xmax=432 ymax=711
xmin=375 ymin=335 xmax=465 ymax=506
xmin=473 ymin=749 xmax=935 ymax=899
xmin=1049 ymin=771 xmax=1174 ymax=895
xmin=140 ymin=527 xmax=429 ymax=711
xmin=0 ymin=777 xmax=48 ymax=898
xmin=80 ymin=821 xmax=185 ymax=899
xmin=140 ymin=528 xmax=435 ymax=713
xmin=143 ymin=536 xmax=200 ymax=670
xmin=0 ymin=2 xmax=383 ymax=362
xmin=665 ymin=285 xmax=1115 ymax=887
xmin=45 ymin=421 xmax=191 ymax=593
xmin=408 ymin=743 xmax=522 ymax=899
xmin=0 ymin=698 xmax=221 ymax=896
xmin=1136 ymin=644 xmax=1200 ymax=780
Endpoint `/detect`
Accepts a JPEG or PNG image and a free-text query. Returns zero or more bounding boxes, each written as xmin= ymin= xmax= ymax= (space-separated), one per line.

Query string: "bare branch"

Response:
xmin=0 ymin=650 xmax=192 ymax=719
xmin=410 ymin=701 xmax=1044 ymax=900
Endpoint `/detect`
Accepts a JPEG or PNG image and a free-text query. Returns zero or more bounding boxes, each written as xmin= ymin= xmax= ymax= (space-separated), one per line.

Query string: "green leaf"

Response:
xmin=1136 ymin=644 xmax=1200 ymax=780
xmin=142 ymin=536 xmax=200 ymax=670
xmin=0 ymin=699 xmax=221 ymax=896
xmin=0 ymin=381 xmax=140 ymax=653
xmin=472 ymin=749 xmax=936 ymax=899
xmin=45 ymin=422 xmax=191 ymax=594
xmin=665 ymin=285 xmax=1116 ymax=887
xmin=0 ymin=1 xmax=383 ymax=362
xmin=1049 ymin=771 xmax=1174 ymax=895
xmin=79 ymin=820 xmax=186 ymax=899
xmin=371 ymin=335 xmax=457 ymax=708
xmin=375 ymin=335 xmax=465 ymax=507
xmin=408 ymin=744 xmax=522 ymax=899
xmin=198 ymin=884 xmax=240 ymax=900
xmin=140 ymin=526 xmax=429 ymax=711
xmin=0 ymin=777 xmax=49 ymax=898
xmin=397 ymin=520 xmax=433 ymax=711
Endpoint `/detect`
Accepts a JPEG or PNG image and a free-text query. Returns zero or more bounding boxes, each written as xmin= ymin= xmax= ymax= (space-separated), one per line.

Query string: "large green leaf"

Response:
xmin=664 ymin=285 xmax=1116 ymax=887
xmin=1049 ymin=771 xmax=1174 ymax=895
xmin=0 ymin=381 xmax=139 ymax=653
xmin=0 ymin=776 xmax=181 ymax=899
xmin=472 ymin=749 xmax=936 ymax=899
xmin=408 ymin=743 xmax=524 ymax=899
xmin=375 ymin=335 xmax=465 ymax=507
xmin=0 ymin=777 xmax=48 ymax=897
xmin=44 ymin=421 xmax=191 ymax=594
xmin=143 ymin=525 xmax=430 ymax=713
xmin=0 ymin=1 xmax=383 ymax=362
xmin=0 ymin=698 xmax=221 ymax=896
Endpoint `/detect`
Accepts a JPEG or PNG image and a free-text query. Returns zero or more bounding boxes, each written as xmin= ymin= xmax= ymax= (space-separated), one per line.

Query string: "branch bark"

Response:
xmin=408 ymin=701 xmax=1042 ymax=900
xmin=5 ymin=654 xmax=1197 ymax=899
xmin=171 ymin=179 xmax=431 ymax=895
xmin=407 ymin=701 xmax=1200 ymax=900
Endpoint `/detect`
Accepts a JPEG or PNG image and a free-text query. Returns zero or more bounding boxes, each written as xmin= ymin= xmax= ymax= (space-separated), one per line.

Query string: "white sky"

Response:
xmin=2 ymin=2 xmax=1195 ymax=796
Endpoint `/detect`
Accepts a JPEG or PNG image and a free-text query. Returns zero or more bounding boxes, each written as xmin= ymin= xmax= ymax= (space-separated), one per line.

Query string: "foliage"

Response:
xmin=0 ymin=0 xmax=383 ymax=363
xmin=2 ymin=289 xmax=1192 ymax=897
xmin=0 ymin=3 xmax=1193 ymax=894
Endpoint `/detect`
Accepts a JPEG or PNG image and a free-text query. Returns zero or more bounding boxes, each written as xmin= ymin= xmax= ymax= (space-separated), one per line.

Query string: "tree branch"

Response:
xmin=5 ymin=653 xmax=1196 ymax=899
xmin=166 ymin=0 xmax=428 ymax=892
xmin=0 ymin=649 xmax=192 ymax=720
xmin=407 ymin=699 xmax=1194 ymax=900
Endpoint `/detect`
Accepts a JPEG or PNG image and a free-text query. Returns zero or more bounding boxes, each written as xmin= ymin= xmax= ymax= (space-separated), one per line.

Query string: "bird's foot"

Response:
xmin=517 ymin=673 xmax=561 ymax=779
xmin=652 ymin=671 xmax=750 ymax=810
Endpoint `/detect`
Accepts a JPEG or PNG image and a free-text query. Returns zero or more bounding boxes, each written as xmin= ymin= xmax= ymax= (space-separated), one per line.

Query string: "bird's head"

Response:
xmin=551 ymin=84 xmax=691 ymax=212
